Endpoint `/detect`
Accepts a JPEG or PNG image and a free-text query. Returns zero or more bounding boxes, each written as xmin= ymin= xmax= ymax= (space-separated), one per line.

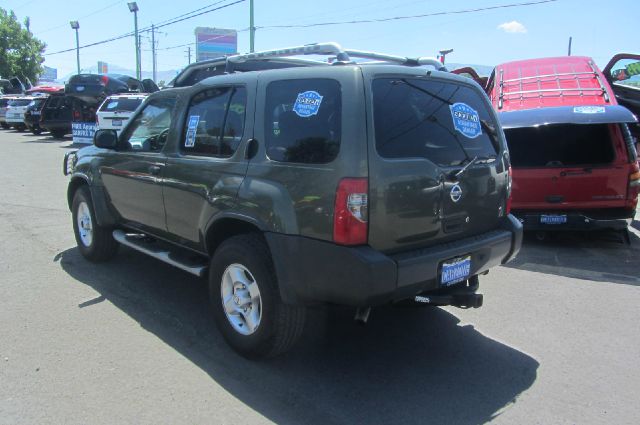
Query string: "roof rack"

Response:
xmin=227 ymin=42 xmax=446 ymax=71
xmin=497 ymin=60 xmax=610 ymax=109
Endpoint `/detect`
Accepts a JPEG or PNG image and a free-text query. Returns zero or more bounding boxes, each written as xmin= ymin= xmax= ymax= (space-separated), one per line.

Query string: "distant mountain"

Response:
xmin=56 ymin=64 xmax=180 ymax=85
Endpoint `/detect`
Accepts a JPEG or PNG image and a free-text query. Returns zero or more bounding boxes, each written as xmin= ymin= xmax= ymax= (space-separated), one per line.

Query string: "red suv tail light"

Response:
xmin=333 ymin=178 xmax=368 ymax=245
xmin=100 ymin=75 xmax=109 ymax=86
xmin=506 ymin=166 xmax=513 ymax=215
xmin=629 ymin=161 xmax=640 ymax=196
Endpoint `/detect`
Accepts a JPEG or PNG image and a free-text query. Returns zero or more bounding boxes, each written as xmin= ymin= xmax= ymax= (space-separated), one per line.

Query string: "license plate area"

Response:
xmin=112 ymin=119 xmax=122 ymax=126
xmin=440 ymin=255 xmax=471 ymax=286
xmin=540 ymin=214 xmax=567 ymax=224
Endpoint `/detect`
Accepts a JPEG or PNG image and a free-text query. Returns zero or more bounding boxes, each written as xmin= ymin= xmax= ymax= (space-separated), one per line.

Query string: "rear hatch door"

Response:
xmin=501 ymin=106 xmax=638 ymax=210
xmin=367 ymin=73 xmax=508 ymax=254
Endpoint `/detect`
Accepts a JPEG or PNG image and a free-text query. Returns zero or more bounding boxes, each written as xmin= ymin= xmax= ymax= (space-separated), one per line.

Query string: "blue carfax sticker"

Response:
xmin=573 ymin=106 xmax=605 ymax=114
xmin=185 ymin=115 xmax=200 ymax=147
xmin=450 ymin=102 xmax=482 ymax=139
xmin=293 ymin=91 xmax=323 ymax=118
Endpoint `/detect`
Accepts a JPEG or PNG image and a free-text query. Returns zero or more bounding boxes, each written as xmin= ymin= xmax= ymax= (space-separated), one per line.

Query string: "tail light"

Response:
xmin=333 ymin=178 xmax=368 ymax=245
xmin=73 ymin=110 xmax=81 ymax=120
xmin=100 ymin=75 xmax=109 ymax=86
xmin=629 ymin=162 xmax=640 ymax=193
xmin=96 ymin=115 xmax=100 ymax=126
xmin=506 ymin=166 xmax=513 ymax=215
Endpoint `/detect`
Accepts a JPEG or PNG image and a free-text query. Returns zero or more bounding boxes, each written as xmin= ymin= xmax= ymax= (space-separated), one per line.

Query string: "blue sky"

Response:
xmin=4 ymin=0 xmax=638 ymax=78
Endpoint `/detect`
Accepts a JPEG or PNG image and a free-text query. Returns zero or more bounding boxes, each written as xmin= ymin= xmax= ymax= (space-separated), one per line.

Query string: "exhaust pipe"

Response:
xmin=354 ymin=307 xmax=371 ymax=325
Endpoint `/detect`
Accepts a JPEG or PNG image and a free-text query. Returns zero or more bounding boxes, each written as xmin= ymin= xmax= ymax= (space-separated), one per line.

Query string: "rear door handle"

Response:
xmin=149 ymin=165 xmax=162 ymax=175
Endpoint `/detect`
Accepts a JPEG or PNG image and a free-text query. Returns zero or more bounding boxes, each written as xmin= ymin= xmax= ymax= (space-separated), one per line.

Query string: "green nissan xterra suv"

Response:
xmin=63 ymin=43 xmax=522 ymax=358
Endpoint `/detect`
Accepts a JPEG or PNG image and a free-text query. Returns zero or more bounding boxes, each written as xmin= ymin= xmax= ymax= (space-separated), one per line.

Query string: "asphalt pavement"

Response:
xmin=0 ymin=129 xmax=639 ymax=424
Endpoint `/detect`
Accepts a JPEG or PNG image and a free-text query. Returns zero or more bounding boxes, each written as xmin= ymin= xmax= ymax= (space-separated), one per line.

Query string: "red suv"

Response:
xmin=464 ymin=55 xmax=640 ymax=239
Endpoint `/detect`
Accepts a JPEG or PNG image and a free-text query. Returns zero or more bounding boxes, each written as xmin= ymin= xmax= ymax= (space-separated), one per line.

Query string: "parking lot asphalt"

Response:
xmin=0 ymin=129 xmax=639 ymax=425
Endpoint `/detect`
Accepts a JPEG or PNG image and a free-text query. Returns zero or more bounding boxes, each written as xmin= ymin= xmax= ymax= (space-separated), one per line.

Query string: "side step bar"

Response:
xmin=112 ymin=230 xmax=208 ymax=277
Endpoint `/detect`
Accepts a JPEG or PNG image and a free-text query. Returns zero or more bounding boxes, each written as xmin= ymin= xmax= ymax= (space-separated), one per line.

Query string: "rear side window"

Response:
xmin=264 ymin=79 xmax=341 ymax=164
xmin=373 ymin=78 xmax=498 ymax=166
xmin=181 ymin=86 xmax=247 ymax=157
xmin=100 ymin=98 xmax=144 ymax=112
xmin=504 ymin=124 xmax=615 ymax=167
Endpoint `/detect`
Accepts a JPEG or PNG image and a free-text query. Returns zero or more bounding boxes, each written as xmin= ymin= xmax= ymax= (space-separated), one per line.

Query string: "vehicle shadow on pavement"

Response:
xmin=504 ymin=230 xmax=640 ymax=286
xmin=20 ymin=135 xmax=72 ymax=144
xmin=57 ymin=246 xmax=539 ymax=425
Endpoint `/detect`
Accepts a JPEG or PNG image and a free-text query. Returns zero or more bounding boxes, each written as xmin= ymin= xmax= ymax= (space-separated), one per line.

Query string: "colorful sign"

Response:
xmin=293 ymin=91 xmax=323 ymax=117
xmin=194 ymin=27 xmax=237 ymax=62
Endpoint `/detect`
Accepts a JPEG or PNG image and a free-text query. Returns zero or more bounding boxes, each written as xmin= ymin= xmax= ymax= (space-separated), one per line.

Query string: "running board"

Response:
xmin=112 ymin=230 xmax=208 ymax=277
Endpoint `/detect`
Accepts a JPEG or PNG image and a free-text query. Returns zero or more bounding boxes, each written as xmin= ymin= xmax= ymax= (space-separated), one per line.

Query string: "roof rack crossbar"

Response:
xmin=225 ymin=42 xmax=446 ymax=71
xmin=503 ymin=87 xmax=606 ymax=96
xmin=228 ymin=42 xmax=350 ymax=64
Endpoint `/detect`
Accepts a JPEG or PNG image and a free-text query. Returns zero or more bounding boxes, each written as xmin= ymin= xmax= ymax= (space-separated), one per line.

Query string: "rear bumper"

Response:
xmin=41 ymin=121 xmax=71 ymax=132
xmin=513 ymin=209 xmax=635 ymax=231
xmin=266 ymin=214 xmax=523 ymax=307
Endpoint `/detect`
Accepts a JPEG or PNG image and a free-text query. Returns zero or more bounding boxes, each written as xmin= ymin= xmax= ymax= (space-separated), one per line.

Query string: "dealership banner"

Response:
xmin=72 ymin=122 xmax=96 ymax=144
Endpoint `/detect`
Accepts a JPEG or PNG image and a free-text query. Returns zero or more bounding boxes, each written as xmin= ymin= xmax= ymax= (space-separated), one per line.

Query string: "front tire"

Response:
xmin=209 ymin=234 xmax=305 ymax=359
xmin=72 ymin=186 xmax=118 ymax=262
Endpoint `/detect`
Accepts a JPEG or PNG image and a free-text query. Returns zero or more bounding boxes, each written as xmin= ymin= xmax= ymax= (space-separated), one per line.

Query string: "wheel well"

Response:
xmin=206 ymin=218 xmax=262 ymax=256
xmin=67 ymin=178 xmax=88 ymax=210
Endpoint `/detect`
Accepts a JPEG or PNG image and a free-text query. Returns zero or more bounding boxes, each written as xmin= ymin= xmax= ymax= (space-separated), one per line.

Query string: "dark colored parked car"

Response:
xmin=63 ymin=43 xmax=522 ymax=358
xmin=41 ymin=93 xmax=73 ymax=138
xmin=24 ymin=96 xmax=49 ymax=134
xmin=65 ymin=73 xmax=158 ymax=103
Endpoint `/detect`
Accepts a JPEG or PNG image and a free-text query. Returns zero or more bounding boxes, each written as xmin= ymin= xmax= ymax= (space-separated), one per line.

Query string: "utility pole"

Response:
xmin=249 ymin=0 xmax=255 ymax=52
xmin=567 ymin=36 xmax=572 ymax=56
xmin=151 ymin=24 xmax=157 ymax=82
xmin=138 ymin=34 xmax=143 ymax=77
xmin=186 ymin=47 xmax=191 ymax=64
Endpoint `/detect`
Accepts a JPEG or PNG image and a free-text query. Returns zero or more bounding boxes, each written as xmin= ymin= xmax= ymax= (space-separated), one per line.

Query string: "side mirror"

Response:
xmin=94 ymin=129 xmax=118 ymax=149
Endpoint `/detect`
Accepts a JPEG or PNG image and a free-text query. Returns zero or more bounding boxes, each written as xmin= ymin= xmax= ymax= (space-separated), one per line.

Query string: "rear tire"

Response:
xmin=209 ymin=234 xmax=305 ymax=359
xmin=72 ymin=186 xmax=119 ymax=262
xmin=16 ymin=124 xmax=26 ymax=132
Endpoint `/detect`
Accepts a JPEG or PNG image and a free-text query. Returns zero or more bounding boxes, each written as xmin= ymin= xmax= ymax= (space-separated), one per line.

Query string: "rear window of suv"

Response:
xmin=373 ymin=78 xmax=498 ymax=166
xmin=264 ymin=79 xmax=341 ymax=164
xmin=100 ymin=98 xmax=144 ymax=112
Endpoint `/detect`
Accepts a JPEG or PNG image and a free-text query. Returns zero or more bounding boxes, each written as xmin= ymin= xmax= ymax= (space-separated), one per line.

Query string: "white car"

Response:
xmin=96 ymin=94 xmax=148 ymax=135
xmin=5 ymin=96 xmax=40 ymax=131
xmin=0 ymin=96 xmax=18 ymax=129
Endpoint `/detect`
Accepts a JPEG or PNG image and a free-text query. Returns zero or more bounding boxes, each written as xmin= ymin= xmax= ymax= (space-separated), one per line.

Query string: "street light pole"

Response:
xmin=70 ymin=21 xmax=80 ymax=74
xmin=128 ymin=2 xmax=140 ymax=80
xmin=249 ymin=0 xmax=255 ymax=53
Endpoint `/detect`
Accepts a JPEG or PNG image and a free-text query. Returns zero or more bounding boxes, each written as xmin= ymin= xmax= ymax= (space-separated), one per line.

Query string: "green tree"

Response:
xmin=0 ymin=8 xmax=46 ymax=84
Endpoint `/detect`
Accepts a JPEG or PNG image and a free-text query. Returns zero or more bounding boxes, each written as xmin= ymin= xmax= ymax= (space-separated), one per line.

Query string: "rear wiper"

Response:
xmin=449 ymin=155 xmax=496 ymax=180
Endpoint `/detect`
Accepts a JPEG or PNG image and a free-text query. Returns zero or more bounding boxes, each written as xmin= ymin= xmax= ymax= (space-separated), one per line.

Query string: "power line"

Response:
xmin=43 ymin=0 xmax=246 ymax=56
xmin=34 ymin=1 xmax=127 ymax=35
xmin=257 ymin=0 xmax=558 ymax=29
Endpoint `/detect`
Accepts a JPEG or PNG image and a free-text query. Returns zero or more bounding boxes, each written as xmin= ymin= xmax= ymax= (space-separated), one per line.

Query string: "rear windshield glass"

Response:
xmin=100 ymin=98 xmax=144 ymax=112
xmin=504 ymin=124 xmax=615 ymax=167
xmin=9 ymin=99 xmax=32 ymax=107
xmin=0 ymin=99 xmax=9 ymax=107
xmin=373 ymin=78 xmax=498 ymax=166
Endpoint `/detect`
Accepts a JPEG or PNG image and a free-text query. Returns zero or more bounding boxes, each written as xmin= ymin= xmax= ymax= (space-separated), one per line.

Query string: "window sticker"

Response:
xmin=185 ymin=115 xmax=200 ymax=147
xmin=106 ymin=101 xmax=118 ymax=110
xmin=450 ymin=102 xmax=482 ymax=139
xmin=573 ymin=106 xmax=605 ymax=114
xmin=293 ymin=90 xmax=323 ymax=117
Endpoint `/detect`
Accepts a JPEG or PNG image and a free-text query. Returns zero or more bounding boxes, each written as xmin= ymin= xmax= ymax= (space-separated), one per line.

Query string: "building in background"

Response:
xmin=194 ymin=27 xmax=237 ymax=62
